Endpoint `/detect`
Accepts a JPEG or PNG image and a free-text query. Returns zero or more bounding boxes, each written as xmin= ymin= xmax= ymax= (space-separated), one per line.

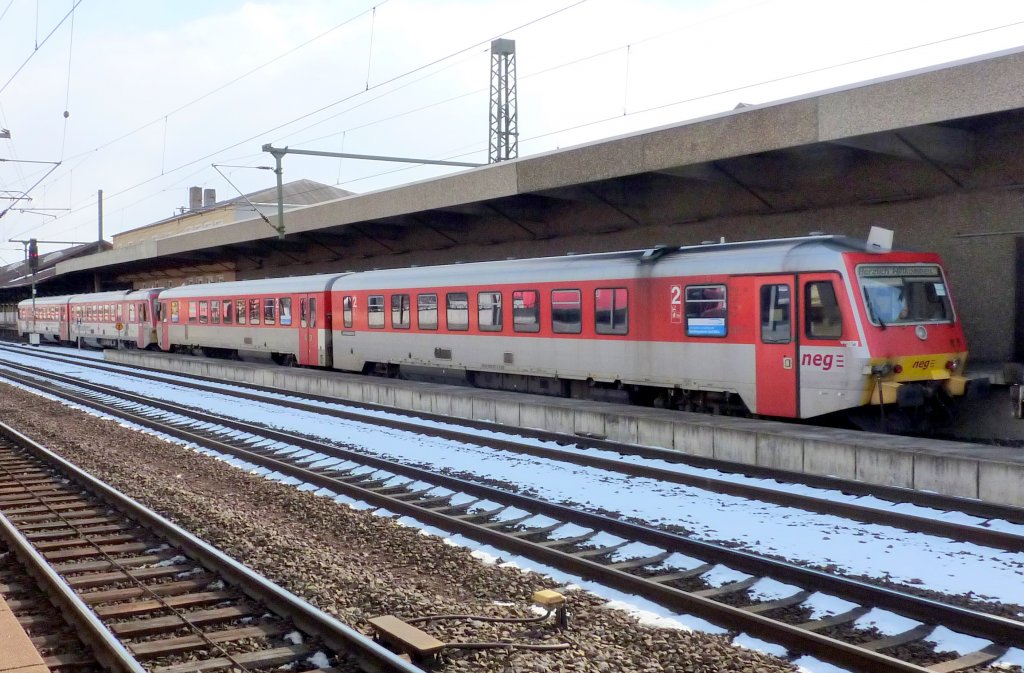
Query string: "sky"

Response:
xmin=1 ymin=0 xmax=1024 ymax=265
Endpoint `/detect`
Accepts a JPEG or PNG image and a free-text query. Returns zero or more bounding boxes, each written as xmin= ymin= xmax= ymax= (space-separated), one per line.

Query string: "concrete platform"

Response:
xmin=0 ymin=595 xmax=49 ymax=673
xmin=105 ymin=350 xmax=1024 ymax=509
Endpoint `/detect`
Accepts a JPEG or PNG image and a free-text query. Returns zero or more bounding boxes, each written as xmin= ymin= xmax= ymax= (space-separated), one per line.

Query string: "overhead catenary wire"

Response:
xmin=13 ymin=5 xmax=1024 ymax=243
xmin=0 ymin=0 xmax=84 ymax=98
xmin=58 ymin=2 xmax=76 ymax=161
xmin=17 ymin=0 xmax=592 ymax=236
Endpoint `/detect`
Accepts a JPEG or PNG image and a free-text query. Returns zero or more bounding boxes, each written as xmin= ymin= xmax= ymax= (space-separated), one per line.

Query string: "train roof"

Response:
xmin=157 ymin=273 xmax=351 ymax=299
xmin=68 ymin=290 xmax=133 ymax=304
xmin=18 ymin=294 xmax=74 ymax=307
xmin=333 ymin=235 xmax=916 ymax=289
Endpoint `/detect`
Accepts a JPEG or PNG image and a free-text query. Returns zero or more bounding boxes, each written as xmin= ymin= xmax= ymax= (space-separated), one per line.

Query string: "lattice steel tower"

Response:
xmin=489 ymin=38 xmax=518 ymax=163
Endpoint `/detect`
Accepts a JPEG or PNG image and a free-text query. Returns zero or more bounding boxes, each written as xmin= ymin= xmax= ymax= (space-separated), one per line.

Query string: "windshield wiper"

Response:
xmin=864 ymin=293 xmax=886 ymax=330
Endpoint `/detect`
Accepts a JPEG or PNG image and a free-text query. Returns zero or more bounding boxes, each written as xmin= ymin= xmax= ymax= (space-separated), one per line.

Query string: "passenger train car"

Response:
xmin=156 ymin=275 xmax=351 ymax=366
xmin=17 ymin=289 xmax=162 ymax=349
xmin=18 ymin=235 xmax=980 ymax=426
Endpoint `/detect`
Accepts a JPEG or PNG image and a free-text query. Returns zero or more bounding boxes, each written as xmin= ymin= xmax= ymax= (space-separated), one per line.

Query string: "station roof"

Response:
xmin=55 ymin=45 xmax=1024 ymax=281
xmin=0 ymin=241 xmax=110 ymax=291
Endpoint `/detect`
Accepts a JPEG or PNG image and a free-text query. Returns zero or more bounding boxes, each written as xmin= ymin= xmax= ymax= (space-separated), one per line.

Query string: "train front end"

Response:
xmin=845 ymin=251 xmax=980 ymax=430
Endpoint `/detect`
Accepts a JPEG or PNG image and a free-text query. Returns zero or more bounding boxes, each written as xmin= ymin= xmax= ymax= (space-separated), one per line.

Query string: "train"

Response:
xmin=16 ymin=234 xmax=984 ymax=429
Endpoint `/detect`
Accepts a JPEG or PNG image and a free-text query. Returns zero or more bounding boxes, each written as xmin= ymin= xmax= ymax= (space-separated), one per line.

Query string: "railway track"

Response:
xmin=0 ymin=536 xmax=103 ymax=673
xmin=0 ymin=421 xmax=425 ymax=673
xmin=3 ymin=343 xmax=1023 ymax=553
xmin=1 ymin=352 xmax=1023 ymax=672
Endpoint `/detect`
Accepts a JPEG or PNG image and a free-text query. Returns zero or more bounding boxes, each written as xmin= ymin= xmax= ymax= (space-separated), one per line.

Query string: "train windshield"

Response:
xmin=857 ymin=264 xmax=953 ymax=326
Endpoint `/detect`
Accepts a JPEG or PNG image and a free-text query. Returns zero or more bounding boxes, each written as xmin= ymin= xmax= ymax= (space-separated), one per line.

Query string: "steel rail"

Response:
xmin=0 ymin=505 xmax=146 ymax=673
xmin=0 ymin=365 xmax=1020 ymax=672
xmin=3 ymin=345 xmax=1022 ymax=552
xmin=0 ymin=420 xmax=423 ymax=673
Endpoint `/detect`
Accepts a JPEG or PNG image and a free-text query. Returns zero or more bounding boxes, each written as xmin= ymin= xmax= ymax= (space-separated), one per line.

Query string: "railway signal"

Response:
xmin=28 ymin=238 xmax=38 ymax=271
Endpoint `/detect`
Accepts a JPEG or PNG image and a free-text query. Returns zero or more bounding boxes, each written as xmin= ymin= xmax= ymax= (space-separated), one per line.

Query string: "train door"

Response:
xmin=135 ymin=301 xmax=147 ymax=348
xmin=298 ymin=294 xmax=319 ymax=366
xmin=159 ymin=301 xmax=170 ymax=350
xmin=754 ymin=275 xmax=798 ymax=417
xmin=60 ymin=303 xmax=71 ymax=342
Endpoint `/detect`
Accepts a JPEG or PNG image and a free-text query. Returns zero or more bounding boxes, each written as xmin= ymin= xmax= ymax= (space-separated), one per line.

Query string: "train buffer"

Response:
xmin=368 ymin=615 xmax=445 ymax=663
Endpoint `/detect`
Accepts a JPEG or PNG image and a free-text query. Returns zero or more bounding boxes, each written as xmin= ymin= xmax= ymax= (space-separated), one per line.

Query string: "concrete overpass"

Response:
xmin=57 ymin=46 xmax=1024 ymax=367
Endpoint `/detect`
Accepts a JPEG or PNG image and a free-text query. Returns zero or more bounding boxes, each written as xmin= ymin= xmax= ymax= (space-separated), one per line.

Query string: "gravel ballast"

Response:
xmin=0 ymin=382 xmax=798 ymax=672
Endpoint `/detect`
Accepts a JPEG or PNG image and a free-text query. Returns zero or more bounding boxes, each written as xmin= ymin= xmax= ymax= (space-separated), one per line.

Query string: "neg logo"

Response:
xmin=800 ymin=353 xmax=845 ymax=371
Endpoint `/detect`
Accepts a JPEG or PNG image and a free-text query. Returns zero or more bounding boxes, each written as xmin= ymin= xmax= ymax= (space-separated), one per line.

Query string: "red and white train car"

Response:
xmin=325 ymin=235 xmax=975 ymax=421
xmin=156 ymin=275 xmax=350 ymax=366
xmin=17 ymin=294 xmax=74 ymax=343
xmin=18 ymin=289 xmax=163 ymax=349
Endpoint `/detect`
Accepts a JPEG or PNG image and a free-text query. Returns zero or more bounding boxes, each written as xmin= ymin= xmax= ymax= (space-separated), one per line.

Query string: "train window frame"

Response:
xmin=684 ymin=284 xmax=728 ymax=338
xmin=391 ymin=294 xmax=411 ymax=329
xmin=170 ymin=301 xmax=179 ymax=323
xmin=512 ymin=289 xmax=540 ymax=333
xmin=188 ymin=301 xmax=198 ymax=324
xmin=300 ymin=298 xmax=308 ymax=328
xmin=128 ymin=304 xmax=136 ymax=322
xmin=446 ymin=292 xmax=469 ymax=331
xmin=417 ymin=293 xmax=438 ymax=330
xmin=199 ymin=301 xmax=209 ymax=325
xmin=211 ymin=300 xmax=221 ymax=324
xmin=249 ymin=298 xmax=261 ymax=325
xmin=343 ymin=296 xmax=354 ymax=328
xmin=223 ymin=299 xmax=233 ymax=325
xmin=595 ymin=287 xmax=629 ymax=335
xmin=477 ymin=291 xmax=503 ymax=332
xmin=140 ymin=302 xmax=148 ymax=322
xmin=856 ymin=263 xmax=955 ymax=326
xmin=279 ymin=297 xmax=292 ymax=326
xmin=551 ymin=289 xmax=582 ymax=334
xmin=368 ymin=295 xmax=385 ymax=329
xmin=309 ymin=297 xmax=317 ymax=328
xmin=263 ymin=298 xmax=276 ymax=325
xmin=235 ymin=300 xmax=246 ymax=325
xmin=804 ymin=281 xmax=842 ymax=340
xmin=760 ymin=283 xmax=792 ymax=344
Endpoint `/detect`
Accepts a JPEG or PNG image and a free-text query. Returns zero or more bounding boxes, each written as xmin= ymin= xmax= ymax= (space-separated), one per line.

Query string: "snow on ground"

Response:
xmin=3 ymin=346 xmax=1024 ymax=659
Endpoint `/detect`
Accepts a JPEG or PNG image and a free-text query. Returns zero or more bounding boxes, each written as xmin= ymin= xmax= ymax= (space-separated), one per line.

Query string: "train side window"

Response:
xmin=188 ymin=301 xmax=198 ymax=324
xmin=236 ymin=299 xmax=246 ymax=325
xmin=279 ymin=297 xmax=292 ymax=326
xmin=368 ymin=295 xmax=385 ymax=328
xmin=477 ymin=291 xmax=503 ymax=331
xmin=249 ymin=298 xmax=261 ymax=325
xmin=551 ymin=289 xmax=582 ymax=334
xmin=446 ymin=292 xmax=468 ymax=330
xmin=684 ymin=284 xmax=728 ymax=337
xmin=264 ymin=298 xmax=276 ymax=325
xmin=343 ymin=296 xmax=353 ymax=328
xmin=140 ymin=302 xmax=148 ymax=322
xmin=805 ymin=281 xmax=842 ymax=339
xmin=223 ymin=300 xmax=233 ymax=325
xmin=512 ymin=290 xmax=540 ymax=333
xmin=171 ymin=301 xmax=180 ymax=323
xmin=199 ymin=301 xmax=209 ymax=324
xmin=116 ymin=304 xmax=123 ymax=320
xmin=760 ymin=284 xmax=791 ymax=344
xmin=211 ymin=300 xmax=221 ymax=324
xmin=391 ymin=294 xmax=410 ymax=329
xmin=300 ymin=298 xmax=308 ymax=328
xmin=417 ymin=293 xmax=438 ymax=330
xmin=128 ymin=304 xmax=136 ymax=322
xmin=595 ymin=288 xmax=628 ymax=335
xmin=309 ymin=298 xmax=317 ymax=328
